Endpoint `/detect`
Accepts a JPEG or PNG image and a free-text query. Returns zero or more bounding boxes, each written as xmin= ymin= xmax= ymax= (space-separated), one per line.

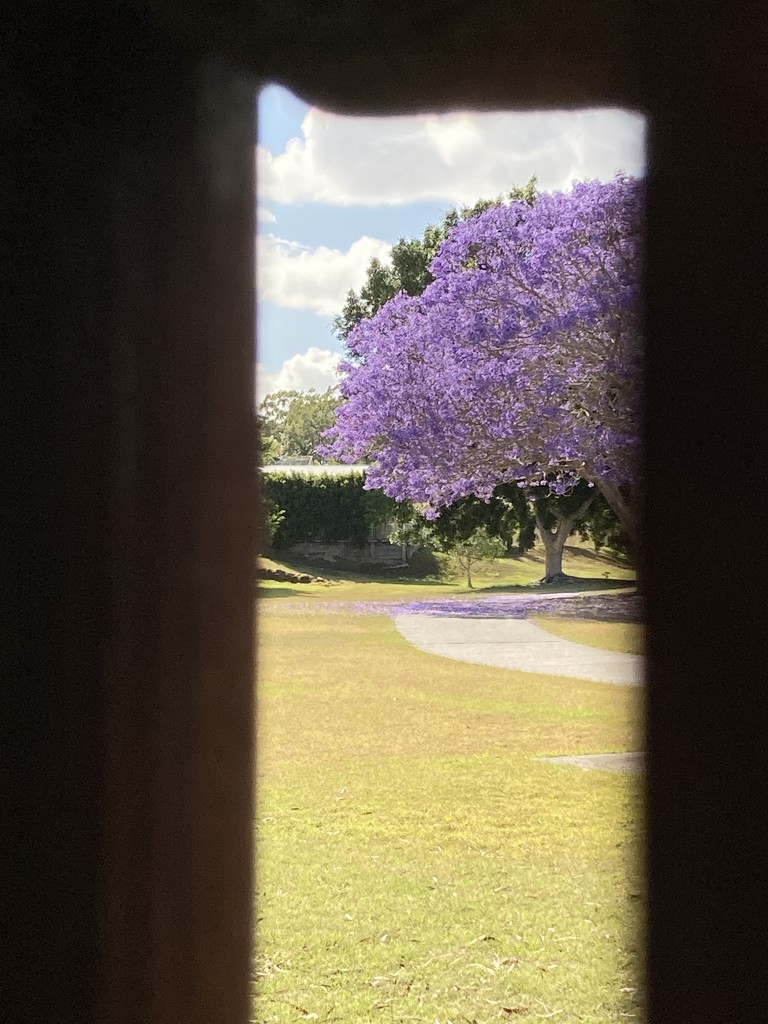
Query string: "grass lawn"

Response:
xmin=529 ymin=617 xmax=645 ymax=656
xmin=253 ymin=603 xmax=644 ymax=1023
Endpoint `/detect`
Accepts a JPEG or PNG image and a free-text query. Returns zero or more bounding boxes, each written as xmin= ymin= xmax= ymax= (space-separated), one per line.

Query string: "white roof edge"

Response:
xmin=260 ymin=463 xmax=370 ymax=475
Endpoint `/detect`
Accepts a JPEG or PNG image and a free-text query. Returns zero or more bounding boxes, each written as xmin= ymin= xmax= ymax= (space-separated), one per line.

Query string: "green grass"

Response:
xmin=253 ymin=608 xmax=644 ymax=1023
xmin=259 ymin=541 xmax=635 ymax=603
xmin=529 ymin=617 xmax=645 ymax=656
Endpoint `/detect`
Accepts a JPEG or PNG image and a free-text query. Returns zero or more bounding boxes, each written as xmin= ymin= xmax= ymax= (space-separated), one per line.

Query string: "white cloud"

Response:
xmin=258 ymin=233 xmax=391 ymax=316
xmin=257 ymin=206 xmax=277 ymax=224
xmin=256 ymin=348 xmax=341 ymax=402
xmin=257 ymin=107 xmax=646 ymax=207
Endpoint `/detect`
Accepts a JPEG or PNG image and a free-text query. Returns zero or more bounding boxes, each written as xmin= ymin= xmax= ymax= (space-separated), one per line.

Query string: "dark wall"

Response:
xmin=4 ymin=1 xmax=767 ymax=1022
xmin=640 ymin=6 xmax=768 ymax=1019
xmin=4 ymin=10 xmax=256 ymax=1024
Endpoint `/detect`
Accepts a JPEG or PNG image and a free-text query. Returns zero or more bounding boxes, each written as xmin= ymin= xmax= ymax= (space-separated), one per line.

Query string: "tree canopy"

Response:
xmin=258 ymin=387 xmax=339 ymax=463
xmin=325 ymin=176 xmax=643 ymax=548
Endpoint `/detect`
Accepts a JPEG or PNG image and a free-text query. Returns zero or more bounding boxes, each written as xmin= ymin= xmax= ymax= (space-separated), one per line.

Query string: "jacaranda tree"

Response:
xmin=326 ymin=176 xmax=643 ymax=555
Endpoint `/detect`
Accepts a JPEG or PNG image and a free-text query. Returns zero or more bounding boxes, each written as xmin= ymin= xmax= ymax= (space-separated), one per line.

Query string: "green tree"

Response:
xmin=429 ymin=485 xmax=535 ymax=554
xmin=258 ymin=387 xmax=340 ymax=463
xmin=420 ymin=498 xmax=509 ymax=587
xmin=257 ymin=418 xmax=280 ymax=465
xmin=445 ymin=526 xmax=506 ymax=589
xmin=333 ymin=178 xmax=537 ymax=341
xmin=391 ymin=496 xmax=511 ymax=587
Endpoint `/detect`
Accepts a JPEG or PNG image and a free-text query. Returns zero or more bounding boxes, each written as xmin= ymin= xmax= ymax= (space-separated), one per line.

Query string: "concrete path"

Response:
xmin=541 ymin=752 xmax=645 ymax=772
xmin=393 ymin=613 xmax=644 ymax=686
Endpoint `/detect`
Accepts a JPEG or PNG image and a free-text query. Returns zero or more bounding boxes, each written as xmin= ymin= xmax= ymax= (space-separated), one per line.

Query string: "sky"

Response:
xmin=256 ymin=85 xmax=646 ymax=401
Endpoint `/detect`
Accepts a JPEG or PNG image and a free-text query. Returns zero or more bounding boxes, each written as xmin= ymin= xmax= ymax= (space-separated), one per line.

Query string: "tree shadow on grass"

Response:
xmin=262 ymin=552 xmax=451 ymax=588
xmin=481 ymin=576 xmax=635 ymax=596
xmin=562 ymin=543 xmax=634 ymax=568
xmin=257 ymin=585 xmax=304 ymax=599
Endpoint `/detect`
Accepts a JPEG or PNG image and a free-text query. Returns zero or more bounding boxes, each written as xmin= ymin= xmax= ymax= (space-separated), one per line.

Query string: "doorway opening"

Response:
xmin=253 ymin=86 xmax=647 ymax=1023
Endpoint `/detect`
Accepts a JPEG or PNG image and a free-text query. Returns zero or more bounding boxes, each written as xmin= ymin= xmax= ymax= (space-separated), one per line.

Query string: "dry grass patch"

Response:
xmin=253 ymin=609 xmax=644 ymax=1023
xmin=529 ymin=617 xmax=644 ymax=656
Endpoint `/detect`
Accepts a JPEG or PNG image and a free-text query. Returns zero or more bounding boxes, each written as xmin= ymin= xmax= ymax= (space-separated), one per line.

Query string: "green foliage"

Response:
xmin=387 ymin=501 xmax=436 ymax=550
xmin=333 ymin=178 xmax=538 ymax=340
xmin=262 ymin=463 xmax=601 ymax=565
xmin=391 ymin=497 xmax=518 ymax=587
xmin=262 ymin=494 xmax=285 ymax=549
xmin=258 ymin=423 xmax=280 ymax=466
xmin=578 ymin=491 xmax=633 ymax=559
xmin=258 ymin=387 xmax=340 ymax=463
xmin=447 ymin=526 xmax=507 ymax=588
xmin=391 ymin=484 xmax=537 ymax=556
xmin=263 ymin=472 xmax=537 ymax=560
xmin=264 ymin=472 xmax=398 ymax=549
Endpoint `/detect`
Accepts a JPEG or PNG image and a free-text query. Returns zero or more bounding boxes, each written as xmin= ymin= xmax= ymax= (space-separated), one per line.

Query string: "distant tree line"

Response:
xmin=258 ymin=388 xmax=338 ymax=465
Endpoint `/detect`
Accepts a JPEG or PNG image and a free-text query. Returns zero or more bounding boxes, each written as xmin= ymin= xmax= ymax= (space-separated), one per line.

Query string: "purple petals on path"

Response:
xmin=271 ymin=591 xmax=641 ymax=622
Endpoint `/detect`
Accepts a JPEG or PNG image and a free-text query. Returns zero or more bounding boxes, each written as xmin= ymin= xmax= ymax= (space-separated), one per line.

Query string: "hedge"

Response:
xmin=264 ymin=472 xmax=397 ymax=549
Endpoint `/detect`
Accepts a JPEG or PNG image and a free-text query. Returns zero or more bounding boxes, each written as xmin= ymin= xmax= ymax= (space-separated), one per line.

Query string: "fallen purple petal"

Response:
xmin=269 ymin=592 xmax=642 ymax=622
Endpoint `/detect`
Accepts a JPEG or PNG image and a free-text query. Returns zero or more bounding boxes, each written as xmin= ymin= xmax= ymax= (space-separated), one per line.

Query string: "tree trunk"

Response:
xmin=536 ymin=513 xmax=568 ymax=582
xmin=534 ymin=495 xmax=594 ymax=583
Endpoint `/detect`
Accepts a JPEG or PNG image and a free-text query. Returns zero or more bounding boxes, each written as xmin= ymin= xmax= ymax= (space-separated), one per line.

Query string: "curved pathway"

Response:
xmin=393 ymin=612 xmax=644 ymax=686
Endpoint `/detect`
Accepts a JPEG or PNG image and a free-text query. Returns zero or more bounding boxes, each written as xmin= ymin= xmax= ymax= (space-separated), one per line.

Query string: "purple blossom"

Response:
xmin=268 ymin=592 xmax=641 ymax=620
xmin=324 ymin=177 xmax=643 ymax=542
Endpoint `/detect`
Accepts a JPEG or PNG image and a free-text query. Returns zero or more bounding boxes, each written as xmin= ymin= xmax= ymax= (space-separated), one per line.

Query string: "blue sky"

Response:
xmin=256 ymin=85 xmax=646 ymax=400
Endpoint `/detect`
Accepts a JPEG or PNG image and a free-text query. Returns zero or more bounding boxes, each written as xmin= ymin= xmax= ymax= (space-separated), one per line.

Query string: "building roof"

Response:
xmin=261 ymin=463 xmax=369 ymax=476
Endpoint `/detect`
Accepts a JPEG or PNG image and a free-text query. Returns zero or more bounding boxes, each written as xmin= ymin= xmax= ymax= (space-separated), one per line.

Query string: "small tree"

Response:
xmin=416 ymin=498 xmax=508 ymax=587
xmin=445 ymin=527 xmax=506 ymax=588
